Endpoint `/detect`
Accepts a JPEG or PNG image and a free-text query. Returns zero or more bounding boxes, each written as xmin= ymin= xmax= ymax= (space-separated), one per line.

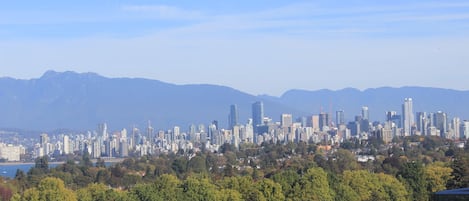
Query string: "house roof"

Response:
xmin=435 ymin=188 xmax=469 ymax=195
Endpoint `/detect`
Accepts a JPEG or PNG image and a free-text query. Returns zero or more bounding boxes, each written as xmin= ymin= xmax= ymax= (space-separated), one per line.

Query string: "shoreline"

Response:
xmin=0 ymin=158 xmax=126 ymax=166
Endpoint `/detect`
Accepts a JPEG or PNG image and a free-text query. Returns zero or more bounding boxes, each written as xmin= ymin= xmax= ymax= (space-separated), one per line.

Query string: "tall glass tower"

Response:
xmin=252 ymin=101 xmax=264 ymax=134
xmin=229 ymin=104 xmax=239 ymax=130
xmin=336 ymin=110 xmax=345 ymax=126
xmin=361 ymin=106 xmax=369 ymax=120
xmin=402 ymin=98 xmax=414 ymax=136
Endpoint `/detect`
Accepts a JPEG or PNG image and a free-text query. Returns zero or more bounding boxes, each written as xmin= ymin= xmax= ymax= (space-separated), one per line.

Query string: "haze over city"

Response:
xmin=1 ymin=0 xmax=469 ymax=95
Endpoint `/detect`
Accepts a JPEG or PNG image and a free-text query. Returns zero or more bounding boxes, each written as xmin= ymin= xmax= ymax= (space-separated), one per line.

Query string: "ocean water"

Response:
xmin=0 ymin=164 xmax=58 ymax=179
xmin=0 ymin=162 xmax=115 ymax=179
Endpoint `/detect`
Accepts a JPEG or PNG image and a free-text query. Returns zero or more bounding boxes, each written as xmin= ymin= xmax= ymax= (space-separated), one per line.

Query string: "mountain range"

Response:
xmin=0 ymin=70 xmax=468 ymax=132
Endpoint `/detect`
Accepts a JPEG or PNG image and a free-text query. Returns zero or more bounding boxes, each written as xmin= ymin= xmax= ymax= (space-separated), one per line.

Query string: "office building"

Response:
xmin=281 ymin=114 xmax=293 ymax=128
xmin=434 ymin=111 xmax=447 ymax=138
xmin=97 ymin=123 xmax=108 ymax=139
xmin=362 ymin=106 xmax=369 ymax=120
xmin=452 ymin=118 xmax=461 ymax=140
xmin=402 ymin=98 xmax=414 ymax=136
xmin=336 ymin=110 xmax=345 ymax=126
xmin=63 ymin=135 xmax=71 ymax=155
xmin=416 ymin=112 xmax=427 ymax=136
xmin=460 ymin=121 xmax=469 ymax=140
xmin=319 ymin=112 xmax=329 ymax=131
xmin=229 ymin=104 xmax=239 ymax=130
xmin=252 ymin=101 xmax=264 ymax=133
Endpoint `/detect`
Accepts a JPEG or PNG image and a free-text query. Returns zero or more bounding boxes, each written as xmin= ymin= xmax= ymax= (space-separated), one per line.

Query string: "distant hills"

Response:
xmin=0 ymin=71 xmax=303 ymax=131
xmin=0 ymin=71 xmax=468 ymax=131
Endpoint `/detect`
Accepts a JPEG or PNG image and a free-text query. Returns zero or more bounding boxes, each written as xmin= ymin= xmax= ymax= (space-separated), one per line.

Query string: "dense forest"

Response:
xmin=1 ymin=136 xmax=468 ymax=201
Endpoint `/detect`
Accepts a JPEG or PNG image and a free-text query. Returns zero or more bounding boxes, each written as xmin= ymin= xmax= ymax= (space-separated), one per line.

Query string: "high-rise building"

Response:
xmin=63 ymin=135 xmax=70 ymax=155
xmin=311 ymin=115 xmax=320 ymax=131
xmin=173 ymin=126 xmax=180 ymax=141
xmin=452 ymin=117 xmax=461 ymax=140
xmin=40 ymin=133 xmax=49 ymax=156
xmin=281 ymin=114 xmax=293 ymax=128
xmin=336 ymin=110 xmax=345 ymax=126
xmin=402 ymin=98 xmax=414 ymax=136
xmin=92 ymin=139 xmax=101 ymax=158
xmin=252 ymin=101 xmax=264 ymax=133
xmin=319 ymin=112 xmax=329 ymax=131
xmin=460 ymin=120 xmax=469 ymax=140
xmin=386 ymin=110 xmax=402 ymax=128
xmin=97 ymin=123 xmax=108 ymax=139
xmin=362 ymin=106 xmax=369 ymax=120
xmin=147 ymin=121 xmax=154 ymax=144
xmin=120 ymin=138 xmax=128 ymax=157
xmin=229 ymin=104 xmax=239 ymax=130
xmin=416 ymin=112 xmax=427 ymax=135
xmin=434 ymin=111 xmax=447 ymax=138
xmin=386 ymin=111 xmax=397 ymax=122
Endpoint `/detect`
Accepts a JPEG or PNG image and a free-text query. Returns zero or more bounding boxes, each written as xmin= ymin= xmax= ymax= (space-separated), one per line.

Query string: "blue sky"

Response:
xmin=1 ymin=0 xmax=468 ymax=96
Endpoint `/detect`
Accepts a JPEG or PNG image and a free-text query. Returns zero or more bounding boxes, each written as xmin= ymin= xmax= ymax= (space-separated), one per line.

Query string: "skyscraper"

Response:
xmin=453 ymin=117 xmax=460 ymax=140
xmin=434 ymin=111 xmax=447 ymax=138
xmin=336 ymin=110 xmax=345 ymax=126
xmin=402 ymin=98 xmax=414 ymax=136
xmin=416 ymin=112 xmax=427 ymax=135
xmin=252 ymin=101 xmax=264 ymax=133
xmin=63 ymin=135 xmax=70 ymax=155
xmin=281 ymin=114 xmax=293 ymax=128
xmin=361 ymin=106 xmax=369 ymax=120
xmin=319 ymin=112 xmax=329 ymax=131
xmin=147 ymin=121 xmax=154 ymax=144
xmin=97 ymin=123 xmax=108 ymax=139
xmin=229 ymin=104 xmax=239 ymax=130
xmin=460 ymin=121 xmax=469 ymax=140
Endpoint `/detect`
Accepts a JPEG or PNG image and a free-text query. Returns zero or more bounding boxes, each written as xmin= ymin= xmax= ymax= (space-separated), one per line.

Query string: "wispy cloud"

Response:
xmin=121 ymin=5 xmax=204 ymax=20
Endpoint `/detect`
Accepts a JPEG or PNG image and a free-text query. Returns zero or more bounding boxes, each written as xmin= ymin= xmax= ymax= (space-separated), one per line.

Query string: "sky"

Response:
xmin=0 ymin=0 xmax=468 ymax=96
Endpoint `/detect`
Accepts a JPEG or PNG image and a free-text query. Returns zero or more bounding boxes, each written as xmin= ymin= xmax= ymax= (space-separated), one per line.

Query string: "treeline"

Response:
xmin=0 ymin=136 xmax=469 ymax=201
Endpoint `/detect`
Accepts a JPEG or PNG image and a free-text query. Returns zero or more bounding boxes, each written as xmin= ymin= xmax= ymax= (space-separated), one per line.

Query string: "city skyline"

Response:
xmin=2 ymin=97 xmax=468 ymax=162
xmin=1 ymin=1 xmax=468 ymax=95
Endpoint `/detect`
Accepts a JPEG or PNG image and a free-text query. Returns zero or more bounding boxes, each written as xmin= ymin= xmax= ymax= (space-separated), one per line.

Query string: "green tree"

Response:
xmin=171 ymin=157 xmax=188 ymax=178
xmin=34 ymin=156 xmax=49 ymax=170
xmin=219 ymin=176 xmax=265 ymax=201
xmin=188 ymin=155 xmax=207 ymax=174
xmin=95 ymin=158 xmax=106 ymax=168
xmin=424 ymin=162 xmax=453 ymax=193
xmin=448 ymin=151 xmax=469 ymax=189
xmin=290 ymin=167 xmax=333 ymax=201
xmin=376 ymin=173 xmax=409 ymax=201
xmin=153 ymin=174 xmax=183 ymax=201
xmin=257 ymin=179 xmax=284 ymax=201
xmin=181 ymin=176 xmax=220 ymax=201
xmin=272 ymin=169 xmax=300 ymax=197
xmin=15 ymin=169 xmax=28 ymax=193
xmin=332 ymin=182 xmax=360 ymax=201
xmin=219 ymin=189 xmax=243 ymax=201
xmin=130 ymin=172 xmax=181 ymax=200
xmin=80 ymin=150 xmax=93 ymax=168
xmin=343 ymin=170 xmax=388 ymax=201
xmin=21 ymin=177 xmax=76 ymax=201
xmin=398 ymin=162 xmax=428 ymax=201
xmin=77 ymin=183 xmax=110 ymax=201
xmin=330 ymin=149 xmax=360 ymax=174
